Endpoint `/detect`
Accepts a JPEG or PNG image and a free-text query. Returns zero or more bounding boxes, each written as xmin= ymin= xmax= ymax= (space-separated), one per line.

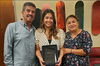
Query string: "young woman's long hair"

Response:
xmin=40 ymin=9 xmax=58 ymax=39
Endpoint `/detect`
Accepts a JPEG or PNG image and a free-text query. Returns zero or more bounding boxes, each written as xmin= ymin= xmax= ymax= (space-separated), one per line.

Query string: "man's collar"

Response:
xmin=20 ymin=20 xmax=36 ymax=30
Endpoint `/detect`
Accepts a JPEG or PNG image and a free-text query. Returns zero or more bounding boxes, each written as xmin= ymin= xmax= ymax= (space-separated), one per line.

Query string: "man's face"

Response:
xmin=22 ymin=6 xmax=36 ymax=24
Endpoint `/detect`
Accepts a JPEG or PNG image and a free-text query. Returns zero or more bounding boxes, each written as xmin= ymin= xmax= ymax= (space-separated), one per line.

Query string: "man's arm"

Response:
xmin=4 ymin=23 xmax=14 ymax=66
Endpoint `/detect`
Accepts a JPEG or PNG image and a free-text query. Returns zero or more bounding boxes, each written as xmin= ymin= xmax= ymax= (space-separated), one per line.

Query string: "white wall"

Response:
xmin=13 ymin=0 xmax=100 ymax=47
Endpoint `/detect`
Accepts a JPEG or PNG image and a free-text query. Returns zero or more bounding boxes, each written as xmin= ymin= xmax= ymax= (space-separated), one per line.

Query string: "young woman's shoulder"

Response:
xmin=57 ymin=28 xmax=64 ymax=33
xmin=35 ymin=28 xmax=44 ymax=33
xmin=57 ymin=29 xmax=65 ymax=37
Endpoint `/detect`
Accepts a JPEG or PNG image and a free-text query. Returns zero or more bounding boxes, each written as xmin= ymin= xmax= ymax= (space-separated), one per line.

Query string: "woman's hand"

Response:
xmin=39 ymin=57 xmax=45 ymax=66
xmin=36 ymin=44 xmax=45 ymax=66
xmin=56 ymin=47 xmax=63 ymax=66
xmin=56 ymin=57 xmax=62 ymax=66
xmin=62 ymin=48 xmax=72 ymax=54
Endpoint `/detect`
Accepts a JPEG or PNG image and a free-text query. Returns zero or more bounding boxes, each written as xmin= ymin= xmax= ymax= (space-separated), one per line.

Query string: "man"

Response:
xmin=4 ymin=2 xmax=36 ymax=66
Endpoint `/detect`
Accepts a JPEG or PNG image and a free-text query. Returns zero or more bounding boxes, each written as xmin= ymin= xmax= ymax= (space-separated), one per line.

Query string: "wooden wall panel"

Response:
xmin=92 ymin=1 xmax=100 ymax=34
xmin=75 ymin=1 xmax=84 ymax=29
xmin=0 ymin=0 xmax=15 ymax=66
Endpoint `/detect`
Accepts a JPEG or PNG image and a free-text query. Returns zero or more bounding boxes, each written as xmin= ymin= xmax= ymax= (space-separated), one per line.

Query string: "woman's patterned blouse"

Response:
xmin=62 ymin=30 xmax=92 ymax=66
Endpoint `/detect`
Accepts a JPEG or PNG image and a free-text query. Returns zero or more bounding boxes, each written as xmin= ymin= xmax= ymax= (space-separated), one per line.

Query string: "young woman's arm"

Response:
xmin=56 ymin=47 xmax=64 ymax=66
xmin=36 ymin=44 xmax=45 ymax=66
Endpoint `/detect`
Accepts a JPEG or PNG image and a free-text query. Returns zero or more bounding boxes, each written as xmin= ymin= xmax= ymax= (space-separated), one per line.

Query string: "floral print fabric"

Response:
xmin=62 ymin=30 xmax=92 ymax=66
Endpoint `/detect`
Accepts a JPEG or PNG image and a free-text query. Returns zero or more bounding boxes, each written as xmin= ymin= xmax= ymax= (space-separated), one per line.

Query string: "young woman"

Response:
xmin=35 ymin=9 xmax=65 ymax=66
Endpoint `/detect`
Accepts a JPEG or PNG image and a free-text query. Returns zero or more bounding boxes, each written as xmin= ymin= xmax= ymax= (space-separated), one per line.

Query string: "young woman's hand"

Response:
xmin=39 ymin=57 xmax=45 ymax=66
xmin=56 ymin=57 xmax=62 ymax=66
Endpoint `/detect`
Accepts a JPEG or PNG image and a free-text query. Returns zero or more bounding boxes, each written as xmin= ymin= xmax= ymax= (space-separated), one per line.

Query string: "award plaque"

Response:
xmin=42 ymin=45 xmax=58 ymax=66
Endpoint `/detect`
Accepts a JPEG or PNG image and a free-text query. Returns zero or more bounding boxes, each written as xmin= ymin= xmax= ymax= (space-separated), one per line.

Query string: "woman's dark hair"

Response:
xmin=40 ymin=9 xmax=58 ymax=39
xmin=66 ymin=14 xmax=79 ymax=23
xmin=22 ymin=2 xmax=36 ymax=11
